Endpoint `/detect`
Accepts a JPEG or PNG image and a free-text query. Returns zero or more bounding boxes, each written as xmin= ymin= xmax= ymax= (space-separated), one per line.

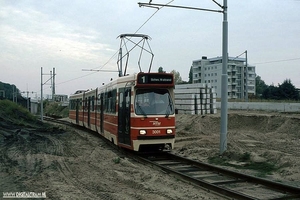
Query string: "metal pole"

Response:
xmin=119 ymin=48 xmax=123 ymax=77
xmin=138 ymin=1 xmax=229 ymax=155
xmin=27 ymin=91 xmax=29 ymax=111
xmin=50 ymin=70 xmax=53 ymax=100
xmin=53 ymin=67 xmax=55 ymax=99
xmin=245 ymin=50 xmax=248 ymax=102
xmin=41 ymin=67 xmax=43 ymax=122
xmin=220 ymin=0 xmax=228 ymax=155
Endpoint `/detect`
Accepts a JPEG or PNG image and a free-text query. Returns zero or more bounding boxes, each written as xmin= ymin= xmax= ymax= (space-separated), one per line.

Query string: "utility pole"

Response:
xmin=220 ymin=0 xmax=228 ymax=154
xmin=245 ymin=50 xmax=248 ymax=102
xmin=21 ymin=89 xmax=36 ymax=112
xmin=41 ymin=67 xmax=43 ymax=121
xmin=40 ymin=67 xmax=53 ymax=122
xmin=52 ymin=68 xmax=56 ymax=100
xmin=41 ymin=67 xmax=43 ymax=122
xmin=138 ymin=0 xmax=228 ymax=154
xmin=233 ymin=50 xmax=248 ymax=101
xmin=50 ymin=70 xmax=53 ymax=100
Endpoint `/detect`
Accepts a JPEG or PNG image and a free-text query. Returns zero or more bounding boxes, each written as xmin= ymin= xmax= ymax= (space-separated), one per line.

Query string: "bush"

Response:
xmin=0 ymin=99 xmax=38 ymax=126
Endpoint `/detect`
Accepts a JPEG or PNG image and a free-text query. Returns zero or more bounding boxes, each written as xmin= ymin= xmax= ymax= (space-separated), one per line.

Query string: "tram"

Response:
xmin=69 ymin=72 xmax=175 ymax=151
xmin=69 ymin=34 xmax=176 ymax=151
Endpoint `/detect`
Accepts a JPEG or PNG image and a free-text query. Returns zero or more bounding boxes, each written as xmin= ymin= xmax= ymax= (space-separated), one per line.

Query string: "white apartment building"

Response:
xmin=192 ymin=56 xmax=256 ymax=99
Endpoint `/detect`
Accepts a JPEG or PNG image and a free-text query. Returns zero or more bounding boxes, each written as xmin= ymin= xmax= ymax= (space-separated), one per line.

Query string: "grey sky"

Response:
xmin=1 ymin=0 xmax=299 ymax=97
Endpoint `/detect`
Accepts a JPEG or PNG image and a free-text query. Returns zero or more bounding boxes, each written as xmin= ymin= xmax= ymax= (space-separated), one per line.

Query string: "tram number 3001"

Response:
xmin=152 ymin=130 xmax=161 ymax=134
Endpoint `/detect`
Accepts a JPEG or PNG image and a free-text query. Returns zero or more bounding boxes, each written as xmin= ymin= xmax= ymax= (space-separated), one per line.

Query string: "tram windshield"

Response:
xmin=135 ymin=89 xmax=174 ymax=117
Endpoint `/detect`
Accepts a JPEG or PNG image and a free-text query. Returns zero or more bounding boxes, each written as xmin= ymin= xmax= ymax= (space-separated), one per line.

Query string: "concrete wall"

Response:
xmin=175 ymin=83 xmax=217 ymax=115
xmin=216 ymin=102 xmax=300 ymax=113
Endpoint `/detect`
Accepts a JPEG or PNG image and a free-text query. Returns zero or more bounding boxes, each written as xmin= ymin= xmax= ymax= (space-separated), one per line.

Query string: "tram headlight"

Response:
xmin=139 ymin=130 xmax=147 ymax=135
xmin=166 ymin=129 xmax=173 ymax=134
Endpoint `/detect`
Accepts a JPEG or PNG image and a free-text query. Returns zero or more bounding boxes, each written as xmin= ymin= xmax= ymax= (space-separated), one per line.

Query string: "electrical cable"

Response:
xmin=253 ymin=57 xmax=300 ymax=65
xmin=56 ymin=0 xmax=174 ymax=87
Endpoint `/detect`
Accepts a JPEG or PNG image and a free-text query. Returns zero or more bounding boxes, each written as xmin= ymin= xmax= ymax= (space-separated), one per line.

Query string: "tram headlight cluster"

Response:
xmin=139 ymin=130 xmax=147 ymax=135
xmin=166 ymin=129 xmax=172 ymax=134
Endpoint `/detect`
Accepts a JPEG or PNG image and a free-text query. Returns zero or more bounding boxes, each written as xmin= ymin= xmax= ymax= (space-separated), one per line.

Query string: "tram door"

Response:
xmin=100 ymin=94 xmax=104 ymax=133
xmin=75 ymin=99 xmax=79 ymax=124
xmin=87 ymin=96 xmax=91 ymax=127
xmin=118 ymin=88 xmax=131 ymax=145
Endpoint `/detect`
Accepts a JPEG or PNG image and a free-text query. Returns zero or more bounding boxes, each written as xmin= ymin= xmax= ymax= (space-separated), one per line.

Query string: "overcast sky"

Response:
xmin=1 ymin=0 xmax=300 ymax=98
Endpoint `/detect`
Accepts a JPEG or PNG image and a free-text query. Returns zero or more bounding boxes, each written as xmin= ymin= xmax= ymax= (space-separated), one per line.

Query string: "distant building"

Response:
xmin=53 ymin=94 xmax=69 ymax=106
xmin=192 ymin=56 xmax=256 ymax=99
xmin=53 ymin=94 xmax=68 ymax=102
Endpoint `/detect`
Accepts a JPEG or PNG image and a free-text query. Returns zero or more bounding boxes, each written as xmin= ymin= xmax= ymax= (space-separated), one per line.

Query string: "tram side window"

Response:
xmin=73 ymin=99 xmax=77 ymax=110
xmin=97 ymin=94 xmax=102 ymax=112
xmin=104 ymin=90 xmax=116 ymax=113
xmin=91 ymin=96 xmax=95 ymax=111
xmin=79 ymin=99 xmax=83 ymax=110
xmin=84 ymin=98 xmax=88 ymax=111
xmin=104 ymin=92 xmax=108 ymax=112
xmin=70 ymin=100 xmax=75 ymax=110
xmin=70 ymin=99 xmax=82 ymax=110
xmin=111 ymin=89 xmax=116 ymax=113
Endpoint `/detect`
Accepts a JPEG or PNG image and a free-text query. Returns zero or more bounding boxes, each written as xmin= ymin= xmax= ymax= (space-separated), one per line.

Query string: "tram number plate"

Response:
xmin=152 ymin=130 xmax=161 ymax=134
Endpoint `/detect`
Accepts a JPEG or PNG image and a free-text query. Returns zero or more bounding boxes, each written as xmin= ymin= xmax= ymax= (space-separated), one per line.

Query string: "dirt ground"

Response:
xmin=1 ymin=110 xmax=300 ymax=199
xmin=174 ymin=110 xmax=300 ymax=188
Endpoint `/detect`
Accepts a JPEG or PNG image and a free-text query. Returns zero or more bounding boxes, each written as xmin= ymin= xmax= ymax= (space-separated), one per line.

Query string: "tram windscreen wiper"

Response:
xmin=136 ymin=103 xmax=147 ymax=118
xmin=165 ymin=98 xmax=173 ymax=118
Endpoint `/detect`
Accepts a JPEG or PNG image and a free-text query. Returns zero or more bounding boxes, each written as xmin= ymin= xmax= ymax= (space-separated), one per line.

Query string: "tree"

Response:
xmin=158 ymin=67 xmax=165 ymax=73
xmin=0 ymin=81 xmax=20 ymax=100
xmin=278 ymin=79 xmax=299 ymax=100
xmin=262 ymin=79 xmax=299 ymax=100
xmin=262 ymin=85 xmax=279 ymax=100
xmin=188 ymin=66 xmax=193 ymax=83
xmin=255 ymin=75 xmax=268 ymax=97
xmin=170 ymin=70 xmax=183 ymax=84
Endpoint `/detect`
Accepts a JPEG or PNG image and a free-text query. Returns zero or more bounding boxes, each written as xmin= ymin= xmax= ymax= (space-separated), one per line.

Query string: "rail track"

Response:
xmin=43 ymin=116 xmax=300 ymax=200
xmin=137 ymin=152 xmax=300 ymax=200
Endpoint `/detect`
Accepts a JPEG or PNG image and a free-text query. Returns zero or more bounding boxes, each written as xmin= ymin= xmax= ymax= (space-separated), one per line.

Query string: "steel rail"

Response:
xmin=137 ymin=152 xmax=300 ymax=200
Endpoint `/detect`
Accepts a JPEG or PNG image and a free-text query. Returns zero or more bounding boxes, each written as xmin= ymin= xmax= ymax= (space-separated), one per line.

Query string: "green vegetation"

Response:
xmin=254 ymin=77 xmax=300 ymax=100
xmin=0 ymin=81 xmax=19 ymax=100
xmin=257 ymin=78 xmax=299 ymax=100
xmin=44 ymin=100 xmax=69 ymax=118
xmin=0 ymin=99 xmax=39 ymax=126
xmin=208 ymin=152 xmax=278 ymax=177
xmin=113 ymin=157 xmax=121 ymax=164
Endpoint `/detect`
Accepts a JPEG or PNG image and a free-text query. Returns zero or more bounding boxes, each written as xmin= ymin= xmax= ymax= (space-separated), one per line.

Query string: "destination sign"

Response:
xmin=137 ymin=73 xmax=174 ymax=85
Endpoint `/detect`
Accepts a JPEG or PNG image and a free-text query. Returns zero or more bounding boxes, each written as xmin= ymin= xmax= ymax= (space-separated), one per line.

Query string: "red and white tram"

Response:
xmin=69 ymin=72 xmax=175 ymax=152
